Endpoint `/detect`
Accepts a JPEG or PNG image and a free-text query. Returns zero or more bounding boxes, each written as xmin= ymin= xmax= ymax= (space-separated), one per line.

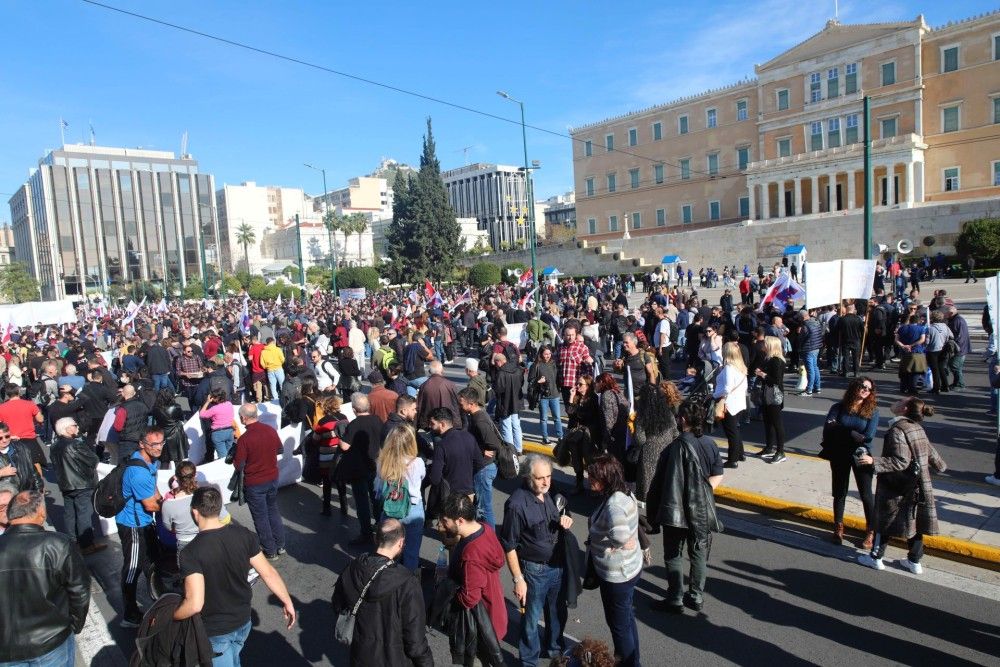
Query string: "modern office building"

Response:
xmin=442 ymin=163 xmax=532 ymax=250
xmin=8 ymin=144 xmax=218 ymax=300
xmin=541 ymin=192 xmax=577 ymax=243
xmin=216 ymin=182 xmax=311 ymax=272
xmin=571 ymin=11 xmax=1000 ymax=242
xmin=0 ymin=226 xmax=15 ymax=266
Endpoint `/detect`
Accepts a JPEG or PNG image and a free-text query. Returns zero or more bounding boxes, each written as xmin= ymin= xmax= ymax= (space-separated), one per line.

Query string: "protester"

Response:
xmin=566 ymin=375 xmax=600 ymax=494
xmin=375 ymin=425 xmax=426 ymax=570
xmin=366 ymin=370 xmax=398 ymax=422
xmin=0 ymin=383 xmax=46 ymax=472
xmin=416 ymin=359 xmax=461 ymax=430
xmin=459 ymin=387 xmax=500 ymax=528
xmin=233 ymin=403 xmax=286 ymax=560
xmin=946 ymin=306 xmax=971 ymax=390
xmin=500 ymin=454 xmax=573 ymax=667
xmin=586 ymin=455 xmax=642 ymax=667
xmin=160 ymin=461 xmax=230 ymax=553
xmin=331 ymin=518 xmax=434 ymax=666
xmin=857 ymin=398 xmax=946 ymax=573
xmin=337 ymin=393 xmax=384 ymax=545
xmin=51 ymin=416 xmax=105 ymax=555
xmin=528 ymin=346 xmax=563 ymax=446
xmin=428 ymin=407 xmax=485 ymax=501
xmin=632 ymin=381 xmax=681 ymax=501
xmin=199 ymin=387 xmax=236 ymax=461
xmin=714 ymin=342 xmax=748 ymax=468
xmin=0 ymin=491 xmax=91 ymax=665
xmin=756 ymin=336 xmax=788 ymax=464
xmin=0 ymin=421 xmax=43 ymax=494
xmin=174 ymin=487 xmax=296 ymax=664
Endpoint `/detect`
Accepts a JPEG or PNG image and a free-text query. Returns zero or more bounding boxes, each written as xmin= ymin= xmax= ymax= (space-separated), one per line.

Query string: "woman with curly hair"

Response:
xmin=595 ymin=372 xmax=629 ymax=463
xmin=631 ymin=381 xmax=682 ymax=501
xmin=824 ymin=376 xmax=880 ymax=547
xmin=566 ymin=374 xmax=600 ymax=493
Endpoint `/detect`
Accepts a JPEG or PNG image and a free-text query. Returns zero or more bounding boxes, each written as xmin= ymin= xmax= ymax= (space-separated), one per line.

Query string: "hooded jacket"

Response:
xmin=646 ymin=433 xmax=723 ymax=539
xmin=331 ymin=553 xmax=434 ymax=667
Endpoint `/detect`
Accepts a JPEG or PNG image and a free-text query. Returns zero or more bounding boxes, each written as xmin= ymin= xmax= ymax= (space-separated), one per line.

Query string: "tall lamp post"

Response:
xmin=304 ymin=162 xmax=337 ymax=293
xmin=498 ymin=90 xmax=540 ymax=317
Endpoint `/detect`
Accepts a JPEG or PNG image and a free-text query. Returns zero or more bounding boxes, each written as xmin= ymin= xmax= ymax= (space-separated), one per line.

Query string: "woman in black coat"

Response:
xmin=151 ymin=389 xmax=189 ymax=466
xmin=566 ymin=374 xmax=601 ymax=493
xmin=755 ymin=336 xmax=787 ymax=463
xmin=337 ymin=347 xmax=362 ymax=400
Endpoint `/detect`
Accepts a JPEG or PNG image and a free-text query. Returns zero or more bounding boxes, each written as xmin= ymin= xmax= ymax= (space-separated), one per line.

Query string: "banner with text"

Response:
xmin=805 ymin=259 xmax=877 ymax=310
xmin=338 ymin=287 xmax=367 ymax=301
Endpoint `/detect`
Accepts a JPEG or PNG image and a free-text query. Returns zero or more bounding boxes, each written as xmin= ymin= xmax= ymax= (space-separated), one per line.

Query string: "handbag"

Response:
xmin=818 ymin=405 xmax=843 ymax=460
xmin=227 ymin=465 xmax=246 ymax=506
xmin=763 ymin=384 xmax=784 ymax=406
xmin=335 ymin=558 xmax=394 ymax=644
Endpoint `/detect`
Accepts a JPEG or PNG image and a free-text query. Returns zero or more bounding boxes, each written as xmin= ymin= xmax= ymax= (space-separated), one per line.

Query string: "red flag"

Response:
xmin=423 ymin=279 xmax=435 ymax=299
xmin=518 ymin=269 xmax=533 ymax=288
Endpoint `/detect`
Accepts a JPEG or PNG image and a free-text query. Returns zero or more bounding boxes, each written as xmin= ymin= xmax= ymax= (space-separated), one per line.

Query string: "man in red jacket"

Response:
xmin=439 ymin=493 xmax=507 ymax=646
xmin=233 ymin=403 xmax=285 ymax=560
xmin=247 ymin=335 xmax=267 ymax=402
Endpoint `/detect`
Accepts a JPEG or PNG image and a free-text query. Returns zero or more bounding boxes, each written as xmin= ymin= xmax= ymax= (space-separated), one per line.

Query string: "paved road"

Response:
xmin=77 ymin=467 xmax=1000 ymax=666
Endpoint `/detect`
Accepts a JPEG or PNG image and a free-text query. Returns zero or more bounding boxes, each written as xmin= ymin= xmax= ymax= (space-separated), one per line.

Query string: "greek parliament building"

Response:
xmin=571 ymin=11 xmax=1000 ymax=242
xmin=8 ymin=145 xmax=219 ymax=300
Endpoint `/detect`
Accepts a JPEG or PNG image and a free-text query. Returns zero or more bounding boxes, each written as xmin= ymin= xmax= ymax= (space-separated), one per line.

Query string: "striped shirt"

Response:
xmin=588 ymin=491 xmax=642 ymax=583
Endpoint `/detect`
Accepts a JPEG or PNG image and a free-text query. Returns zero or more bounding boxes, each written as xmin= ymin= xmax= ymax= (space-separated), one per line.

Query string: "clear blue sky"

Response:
xmin=1 ymin=0 xmax=996 ymax=218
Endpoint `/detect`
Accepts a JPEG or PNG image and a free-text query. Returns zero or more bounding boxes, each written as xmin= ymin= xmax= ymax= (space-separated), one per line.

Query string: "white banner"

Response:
xmin=338 ymin=287 xmax=367 ymax=301
xmin=805 ymin=259 xmax=877 ymax=309
xmin=987 ymin=275 xmax=999 ymax=353
xmin=505 ymin=322 xmax=529 ymax=350
xmin=0 ymin=299 xmax=78 ymax=326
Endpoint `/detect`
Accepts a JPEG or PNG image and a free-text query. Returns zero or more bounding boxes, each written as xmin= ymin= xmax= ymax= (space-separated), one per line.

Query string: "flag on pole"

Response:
xmin=121 ymin=297 xmax=146 ymax=328
xmin=239 ymin=297 xmax=251 ymax=335
xmin=758 ymin=273 xmax=805 ymax=313
xmin=517 ymin=287 xmax=537 ymax=310
xmin=423 ymin=280 xmax=435 ymax=299
xmin=156 ymin=298 xmax=168 ymax=313
xmin=275 ymin=293 xmax=282 ymax=307
xmin=407 ymin=290 xmax=419 ymax=304
xmin=427 ymin=291 xmax=443 ymax=309
xmin=449 ymin=288 xmax=472 ymax=312
xmin=290 ymin=293 xmax=295 ymax=308
xmin=0 ymin=320 xmax=13 ymax=345
xmin=518 ymin=269 xmax=533 ymax=288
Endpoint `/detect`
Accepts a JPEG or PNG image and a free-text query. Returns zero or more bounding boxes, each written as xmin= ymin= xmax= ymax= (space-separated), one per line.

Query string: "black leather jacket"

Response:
xmin=152 ymin=403 xmax=189 ymax=466
xmin=50 ymin=435 xmax=99 ymax=491
xmin=0 ymin=524 xmax=91 ymax=661
xmin=0 ymin=441 xmax=43 ymax=492
xmin=646 ymin=433 xmax=723 ymax=539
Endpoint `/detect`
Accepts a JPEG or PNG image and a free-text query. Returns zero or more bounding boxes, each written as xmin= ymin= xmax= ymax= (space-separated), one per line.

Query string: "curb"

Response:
xmin=524 ymin=439 xmax=1000 ymax=569
xmin=715 ymin=487 xmax=1000 ymax=570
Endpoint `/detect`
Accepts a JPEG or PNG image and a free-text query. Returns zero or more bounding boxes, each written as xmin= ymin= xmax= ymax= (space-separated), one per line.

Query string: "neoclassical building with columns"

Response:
xmin=571 ymin=11 xmax=1000 ymax=242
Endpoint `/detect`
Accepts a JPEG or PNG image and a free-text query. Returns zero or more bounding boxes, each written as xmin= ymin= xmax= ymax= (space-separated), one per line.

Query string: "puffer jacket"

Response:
xmin=646 ymin=433 xmax=724 ymax=540
xmin=50 ymin=435 xmax=98 ymax=491
xmin=0 ymin=525 xmax=90 ymax=661
xmin=800 ymin=318 xmax=824 ymax=353
xmin=331 ymin=553 xmax=434 ymax=667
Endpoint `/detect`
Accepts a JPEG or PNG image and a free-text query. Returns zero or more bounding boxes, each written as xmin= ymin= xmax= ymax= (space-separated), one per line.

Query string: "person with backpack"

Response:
xmin=374 ymin=424 xmax=426 ymax=571
xmin=28 ymin=360 xmax=59 ymax=446
xmin=113 ymin=427 xmax=164 ymax=628
xmin=193 ymin=360 xmax=233 ymax=408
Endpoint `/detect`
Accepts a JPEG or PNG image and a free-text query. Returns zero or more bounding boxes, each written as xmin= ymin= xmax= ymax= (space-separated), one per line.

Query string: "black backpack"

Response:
xmin=93 ymin=458 xmax=148 ymax=518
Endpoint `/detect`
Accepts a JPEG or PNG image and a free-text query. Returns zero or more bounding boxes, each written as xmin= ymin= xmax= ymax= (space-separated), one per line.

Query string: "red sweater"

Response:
xmin=453 ymin=524 xmax=508 ymax=642
xmin=233 ymin=421 xmax=280 ymax=486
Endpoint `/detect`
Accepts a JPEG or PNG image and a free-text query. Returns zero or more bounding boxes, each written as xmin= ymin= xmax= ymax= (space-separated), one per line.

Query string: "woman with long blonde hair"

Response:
xmin=755 ymin=336 xmax=788 ymax=463
xmin=713 ymin=341 xmax=748 ymax=467
xmin=375 ymin=424 xmax=425 ymax=570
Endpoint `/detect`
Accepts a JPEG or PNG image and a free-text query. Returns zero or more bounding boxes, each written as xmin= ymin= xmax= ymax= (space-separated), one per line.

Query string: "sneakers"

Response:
xmin=277 ymin=547 xmax=287 ymax=556
xmin=897 ymin=558 xmax=923 ymax=575
xmin=769 ymin=453 xmax=787 ymax=464
xmin=682 ymin=594 xmax=703 ymax=612
xmin=264 ymin=553 xmax=280 ymax=562
xmin=800 ymin=391 xmax=813 ymax=396
xmin=857 ymin=554 xmax=885 ymax=571
xmin=758 ymin=448 xmax=776 ymax=459
xmin=986 ymin=475 xmax=1000 ymax=487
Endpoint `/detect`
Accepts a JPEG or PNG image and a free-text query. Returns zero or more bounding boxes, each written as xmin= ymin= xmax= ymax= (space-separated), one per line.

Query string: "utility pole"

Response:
xmin=304 ymin=162 xmax=336 ymax=292
xmin=199 ymin=225 xmax=209 ymax=299
xmin=294 ymin=213 xmax=305 ymax=292
xmin=863 ymin=95 xmax=873 ymax=260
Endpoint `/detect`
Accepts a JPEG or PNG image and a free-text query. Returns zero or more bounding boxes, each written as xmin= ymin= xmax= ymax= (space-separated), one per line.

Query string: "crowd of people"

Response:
xmin=0 ymin=258 xmax=981 ymax=666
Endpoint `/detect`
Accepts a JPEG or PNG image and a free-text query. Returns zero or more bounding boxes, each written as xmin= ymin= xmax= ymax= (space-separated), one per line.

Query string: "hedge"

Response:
xmin=468 ymin=262 xmax=501 ymax=289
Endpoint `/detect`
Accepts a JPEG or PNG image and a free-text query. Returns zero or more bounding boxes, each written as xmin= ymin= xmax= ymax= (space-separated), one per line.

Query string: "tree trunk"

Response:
xmin=242 ymin=241 xmax=249 ymax=273
xmin=358 ymin=233 xmax=363 ymax=265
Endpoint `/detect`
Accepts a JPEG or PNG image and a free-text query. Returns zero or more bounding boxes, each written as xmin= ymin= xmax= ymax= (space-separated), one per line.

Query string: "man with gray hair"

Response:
xmin=465 ymin=357 xmax=490 ymax=408
xmin=233 ymin=403 xmax=286 ymax=560
xmin=57 ymin=364 xmax=85 ymax=392
xmin=416 ymin=358 xmax=461 ymax=430
xmin=51 ymin=417 xmax=105 ymax=555
xmin=0 ymin=490 xmax=91 ymax=665
xmin=499 ymin=455 xmax=573 ymax=666
xmin=337 ymin=393 xmax=385 ymax=545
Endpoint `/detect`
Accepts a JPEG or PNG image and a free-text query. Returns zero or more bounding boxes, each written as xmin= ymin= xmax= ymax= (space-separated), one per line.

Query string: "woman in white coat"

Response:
xmin=713 ymin=341 xmax=748 ymax=468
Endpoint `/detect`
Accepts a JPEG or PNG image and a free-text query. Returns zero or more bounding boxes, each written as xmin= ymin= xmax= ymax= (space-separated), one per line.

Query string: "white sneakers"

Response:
xmin=985 ymin=475 xmax=1000 ymax=487
xmin=897 ymin=559 xmax=923 ymax=575
xmin=857 ymin=554 xmax=885 ymax=570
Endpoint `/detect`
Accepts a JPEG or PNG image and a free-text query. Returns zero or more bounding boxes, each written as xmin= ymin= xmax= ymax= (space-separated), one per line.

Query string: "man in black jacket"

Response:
xmin=336 ymin=394 xmax=385 ymax=545
xmin=0 ymin=422 xmax=43 ymax=494
xmin=332 ymin=518 xmax=435 ymax=666
xmin=51 ymin=417 xmax=105 ymax=555
xmin=145 ymin=336 xmax=175 ymax=393
xmin=836 ymin=303 xmax=864 ymax=377
xmin=0 ymin=490 xmax=91 ymax=664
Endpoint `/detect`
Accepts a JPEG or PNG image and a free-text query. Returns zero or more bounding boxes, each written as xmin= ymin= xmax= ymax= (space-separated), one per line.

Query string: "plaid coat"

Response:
xmin=872 ymin=417 xmax=947 ymax=538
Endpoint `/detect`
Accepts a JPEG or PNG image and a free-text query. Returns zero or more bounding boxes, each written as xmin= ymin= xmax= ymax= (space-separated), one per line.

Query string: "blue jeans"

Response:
xmin=209 ymin=620 xmax=252 ymax=667
xmin=538 ymin=398 xmax=564 ymax=442
xmin=210 ymin=428 xmax=234 ymax=459
xmin=392 ymin=502 xmax=424 ymax=570
xmin=500 ymin=414 xmax=523 ymax=454
xmin=598 ymin=573 xmax=641 ymax=667
xmin=405 ymin=376 xmax=428 ymax=397
xmin=267 ymin=368 xmax=285 ymax=401
xmin=152 ymin=373 xmax=175 ymax=393
xmin=473 ymin=462 xmax=497 ymax=528
xmin=613 ymin=340 xmax=623 ymax=360
xmin=0 ymin=634 xmax=74 ymax=667
xmin=804 ymin=350 xmax=821 ymax=393
xmin=244 ymin=480 xmax=284 ymax=557
xmin=519 ymin=561 xmax=567 ymax=667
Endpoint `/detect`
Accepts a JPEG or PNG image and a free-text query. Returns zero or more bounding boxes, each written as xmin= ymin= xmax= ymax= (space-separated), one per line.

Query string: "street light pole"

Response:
xmin=199 ymin=225 xmax=209 ymax=299
xmin=305 ymin=162 xmax=337 ymax=293
xmin=498 ymin=90 xmax=540 ymax=317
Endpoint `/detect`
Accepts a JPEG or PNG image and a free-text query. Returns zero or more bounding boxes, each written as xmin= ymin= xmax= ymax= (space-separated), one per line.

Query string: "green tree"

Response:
xmin=306 ymin=265 xmax=331 ymax=286
xmin=182 ymin=282 xmax=203 ymax=300
xmin=0 ymin=262 xmax=40 ymax=303
xmin=221 ymin=275 xmax=243 ymax=295
xmin=337 ymin=266 xmax=380 ymax=291
xmin=468 ymin=262 xmax=501 ymax=289
xmin=324 ymin=211 xmax=348 ymax=268
xmin=386 ymin=118 xmax=462 ymax=283
xmin=956 ymin=218 xmax=1000 ymax=264
xmin=350 ymin=214 xmax=369 ymax=265
xmin=235 ymin=223 xmax=256 ymax=273
xmin=501 ymin=261 xmax=529 ymax=285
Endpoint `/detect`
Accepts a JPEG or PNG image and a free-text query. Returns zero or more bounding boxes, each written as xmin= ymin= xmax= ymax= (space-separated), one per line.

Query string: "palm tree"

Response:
xmin=323 ymin=211 xmax=346 ymax=268
xmin=235 ymin=223 xmax=256 ymax=273
xmin=351 ymin=214 xmax=369 ymax=265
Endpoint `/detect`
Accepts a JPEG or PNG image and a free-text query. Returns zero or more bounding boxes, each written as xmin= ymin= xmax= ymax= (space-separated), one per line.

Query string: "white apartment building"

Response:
xmin=216 ymin=182 xmax=312 ymax=272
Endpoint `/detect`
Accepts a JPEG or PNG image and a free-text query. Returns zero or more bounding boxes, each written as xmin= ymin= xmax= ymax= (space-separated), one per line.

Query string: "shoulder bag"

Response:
xmin=818 ymin=405 xmax=842 ymax=460
xmin=335 ymin=559 xmax=394 ymax=644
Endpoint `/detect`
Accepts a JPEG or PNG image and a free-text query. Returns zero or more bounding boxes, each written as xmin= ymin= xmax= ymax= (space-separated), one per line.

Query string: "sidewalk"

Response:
xmin=526 ymin=436 xmax=1000 ymax=567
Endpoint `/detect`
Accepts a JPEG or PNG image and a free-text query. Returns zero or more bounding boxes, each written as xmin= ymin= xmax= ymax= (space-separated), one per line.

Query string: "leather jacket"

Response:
xmin=646 ymin=433 xmax=723 ymax=539
xmin=50 ymin=435 xmax=99 ymax=491
xmin=0 ymin=524 xmax=91 ymax=661
xmin=0 ymin=441 xmax=43 ymax=493
xmin=152 ymin=403 xmax=189 ymax=466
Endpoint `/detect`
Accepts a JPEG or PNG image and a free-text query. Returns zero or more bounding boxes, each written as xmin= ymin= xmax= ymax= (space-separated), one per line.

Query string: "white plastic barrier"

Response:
xmin=94 ymin=400 xmax=355 ymax=536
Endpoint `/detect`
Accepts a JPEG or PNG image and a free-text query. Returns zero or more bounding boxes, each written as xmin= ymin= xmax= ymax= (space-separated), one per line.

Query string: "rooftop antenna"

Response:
xmin=89 ymin=120 xmax=96 ymax=146
xmin=455 ymin=145 xmax=474 ymax=164
xmin=181 ymin=131 xmax=189 ymax=157
xmin=834 ymin=0 xmax=839 ymax=20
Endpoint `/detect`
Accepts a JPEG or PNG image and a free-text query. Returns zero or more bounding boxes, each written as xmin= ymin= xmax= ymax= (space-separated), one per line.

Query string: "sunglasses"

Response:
xmin=859 ymin=385 xmax=873 ymax=392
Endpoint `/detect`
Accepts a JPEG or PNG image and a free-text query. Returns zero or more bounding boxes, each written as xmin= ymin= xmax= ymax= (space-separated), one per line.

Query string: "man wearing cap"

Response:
xmin=366 ymin=370 xmax=398 ymax=422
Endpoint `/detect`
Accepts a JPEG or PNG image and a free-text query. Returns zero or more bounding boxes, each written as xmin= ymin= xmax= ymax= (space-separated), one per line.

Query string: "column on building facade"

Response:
xmin=904 ymin=161 xmax=914 ymax=205
xmin=846 ymin=170 xmax=856 ymax=210
xmin=810 ymin=175 xmax=820 ymax=214
xmin=885 ymin=164 xmax=895 ymax=207
xmin=761 ymin=182 xmax=771 ymax=220
xmin=747 ymin=183 xmax=756 ymax=220
xmin=828 ymin=172 xmax=838 ymax=212
xmin=793 ymin=177 xmax=803 ymax=216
